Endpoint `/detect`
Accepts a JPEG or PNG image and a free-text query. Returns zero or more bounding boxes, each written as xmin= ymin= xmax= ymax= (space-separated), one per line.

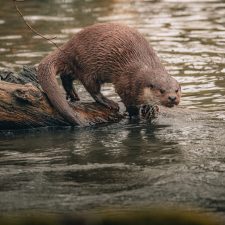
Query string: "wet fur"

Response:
xmin=38 ymin=23 xmax=181 ymax=125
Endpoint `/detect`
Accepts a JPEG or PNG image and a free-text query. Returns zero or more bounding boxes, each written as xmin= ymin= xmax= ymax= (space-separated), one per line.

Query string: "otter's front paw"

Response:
xmin=66 ymin=90 xmax=80 ymax=102
xmin=140 ymin=104 xmax=159 ymax=120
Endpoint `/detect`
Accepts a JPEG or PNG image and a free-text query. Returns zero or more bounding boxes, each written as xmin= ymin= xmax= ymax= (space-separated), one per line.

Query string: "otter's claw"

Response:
xmin=100 ymin=99 xmax=119 ymax=111
xmin=140 ymin=104 xmax=159 ymax=120
xmin=65 ymin=88 xmax=80 ymax=102
xmin=94 ymin=94 xmax=119 ymax=111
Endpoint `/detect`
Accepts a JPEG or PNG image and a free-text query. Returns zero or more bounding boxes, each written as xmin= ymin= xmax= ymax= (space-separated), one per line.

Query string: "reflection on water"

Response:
xmin=0 ymin=0 xmax=225 ymax=219
xmin=1 ymin=116 xmax=225 ymax=215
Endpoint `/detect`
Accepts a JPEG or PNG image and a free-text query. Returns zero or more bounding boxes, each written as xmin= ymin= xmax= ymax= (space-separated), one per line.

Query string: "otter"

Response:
xmin=38 ymin=23 xmax=181 ymax=126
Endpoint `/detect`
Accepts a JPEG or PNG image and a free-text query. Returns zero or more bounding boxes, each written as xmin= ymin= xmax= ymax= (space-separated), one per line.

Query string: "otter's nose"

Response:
xmin=168 ymin=96 xmax=177 ymax=102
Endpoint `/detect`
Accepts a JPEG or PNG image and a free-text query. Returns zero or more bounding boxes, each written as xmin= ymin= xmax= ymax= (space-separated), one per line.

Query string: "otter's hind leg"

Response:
xmin=60 ymin=73 xmax=80 ymax=102
xmin=82 ymin=79 xmax=119 ymax=111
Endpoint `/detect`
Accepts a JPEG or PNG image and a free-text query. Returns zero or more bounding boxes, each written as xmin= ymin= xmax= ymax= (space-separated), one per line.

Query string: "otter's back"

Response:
xmin=64 ymin=23 xmax=162 ymax=77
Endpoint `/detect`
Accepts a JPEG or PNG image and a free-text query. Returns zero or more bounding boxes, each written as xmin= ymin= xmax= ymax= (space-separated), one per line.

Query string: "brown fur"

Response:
xmin=37 ymin=23 xmax=181 ymax=126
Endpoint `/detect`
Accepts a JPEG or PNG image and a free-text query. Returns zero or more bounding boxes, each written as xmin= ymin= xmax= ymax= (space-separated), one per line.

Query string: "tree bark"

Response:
xmin=0 ymin=66 xmax=124 ymax=130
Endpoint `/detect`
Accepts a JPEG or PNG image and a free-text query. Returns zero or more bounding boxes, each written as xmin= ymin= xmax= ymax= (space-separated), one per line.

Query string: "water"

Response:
xmin=1 ymin=0 xmax=225 ymax=219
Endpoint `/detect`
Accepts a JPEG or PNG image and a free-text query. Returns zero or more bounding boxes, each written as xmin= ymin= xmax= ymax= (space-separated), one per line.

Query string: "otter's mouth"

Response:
xmin=164 ymin=101 xmax=179 ymax=108
xmin=166 ymin=103 xmax=175 ymax=108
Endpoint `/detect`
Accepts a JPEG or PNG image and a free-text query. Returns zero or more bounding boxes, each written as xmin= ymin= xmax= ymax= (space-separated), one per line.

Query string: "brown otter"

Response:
xmin=38 ymin=23 xmax=181 ymax=126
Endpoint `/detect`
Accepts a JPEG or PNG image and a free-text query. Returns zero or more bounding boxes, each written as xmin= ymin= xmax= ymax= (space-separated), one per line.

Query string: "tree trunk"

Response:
xmin=0 ymin=66 xmax=124 ymax=130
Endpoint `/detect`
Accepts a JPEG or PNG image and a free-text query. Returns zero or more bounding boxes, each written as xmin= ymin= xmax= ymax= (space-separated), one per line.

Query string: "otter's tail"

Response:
xmin=37 ymin=54 xmax=88 ymax=126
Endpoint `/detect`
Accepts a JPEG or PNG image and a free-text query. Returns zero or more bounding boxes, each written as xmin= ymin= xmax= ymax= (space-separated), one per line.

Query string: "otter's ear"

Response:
xmin=175 ymin=84 xmax=181 ymax=93
xmin=178 ymin=84 xmax=181 ymax=91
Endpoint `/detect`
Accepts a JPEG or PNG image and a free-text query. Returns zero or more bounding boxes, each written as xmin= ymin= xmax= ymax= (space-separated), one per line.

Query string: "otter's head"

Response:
xmin=137 ymin=70 xmax=181 ymax=108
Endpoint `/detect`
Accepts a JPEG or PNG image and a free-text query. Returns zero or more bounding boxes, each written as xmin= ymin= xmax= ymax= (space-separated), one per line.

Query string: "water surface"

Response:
xmin=0 ymin=0 xmax=225 ymax=219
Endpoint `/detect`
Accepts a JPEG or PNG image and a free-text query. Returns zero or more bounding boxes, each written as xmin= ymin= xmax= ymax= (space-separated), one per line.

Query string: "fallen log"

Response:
xmin=0 ymin=66 xmax=124 ymax=130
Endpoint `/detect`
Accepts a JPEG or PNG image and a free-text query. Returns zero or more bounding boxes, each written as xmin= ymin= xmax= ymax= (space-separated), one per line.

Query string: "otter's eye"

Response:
xmin=148 ymin=84 xmax=154 ymax=89
xmin=160 ymin=89 xmax=165 ymax=94
xmin=175 ymin=89 xmax=179 ymax=93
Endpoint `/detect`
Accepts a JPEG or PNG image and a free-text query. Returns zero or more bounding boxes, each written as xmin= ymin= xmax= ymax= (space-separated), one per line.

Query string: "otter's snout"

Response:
xmin=168 ymin=95 xmax=177 ymax=102
xmin=166 ymin=94 xmax=179 ymax=107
